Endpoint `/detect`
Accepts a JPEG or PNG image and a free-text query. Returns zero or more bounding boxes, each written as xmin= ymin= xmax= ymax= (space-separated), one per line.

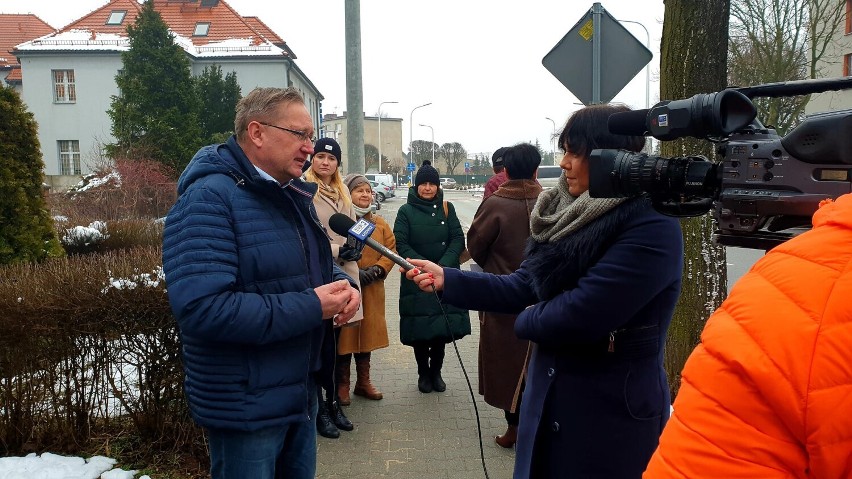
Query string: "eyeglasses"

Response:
xmin=258 ymin=122 xmax=317 ymax=144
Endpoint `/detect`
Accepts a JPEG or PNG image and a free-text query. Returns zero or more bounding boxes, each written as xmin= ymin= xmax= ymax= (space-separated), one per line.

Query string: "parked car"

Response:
xmin=370 ymin=180 xmax=393 ymax=202
xmin=365 ymin=173 xmax=396 ymax=199
xmin=536 ymin=165 xmax=563 ymax=189
xmin=439 ymin=177 xmax=457 ymax=189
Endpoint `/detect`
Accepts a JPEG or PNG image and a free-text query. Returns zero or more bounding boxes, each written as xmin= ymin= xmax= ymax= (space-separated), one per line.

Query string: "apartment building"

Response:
xmin=806 ymin=0 xmax=852 ymax=114
xmin=12 ymin=0 xmax=323 ymax=186
xmin=321 ymin=113 xmax=404 ymax=174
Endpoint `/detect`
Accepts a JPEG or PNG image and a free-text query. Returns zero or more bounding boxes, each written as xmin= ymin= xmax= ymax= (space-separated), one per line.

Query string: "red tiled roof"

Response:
xmin=243 ymin=16 xmax=283 ymax=44
xmin=5 ymin=65 xmax=22 ymax=83
xmin=62 ymin=0 xmax=143 ymax=36
xmin=0 ymin=14 xmax=54 ymax=68
xmin=57 ymin=0 xmax=291 ymax=52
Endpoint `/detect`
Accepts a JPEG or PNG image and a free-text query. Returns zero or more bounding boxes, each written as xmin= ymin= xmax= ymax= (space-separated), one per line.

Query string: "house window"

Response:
xmin=193 ymin=22 xmax=210 ymax=36
xmin=847 ymin=0 xmax=852 ymax=34
xmin=106 ymin=10 xmax=126 ymax=25
xmin=58 ymin=140 xmax=81 ymax=175
xmin=845 ymin=53 xmax=852 ymax=76
xmin=52 ymin=70 xmax=76 ymax=103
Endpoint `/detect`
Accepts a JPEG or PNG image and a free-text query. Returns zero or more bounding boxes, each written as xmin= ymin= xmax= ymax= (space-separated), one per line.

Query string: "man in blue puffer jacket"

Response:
xmin=162 ymin=87 xmax=360 ymax=479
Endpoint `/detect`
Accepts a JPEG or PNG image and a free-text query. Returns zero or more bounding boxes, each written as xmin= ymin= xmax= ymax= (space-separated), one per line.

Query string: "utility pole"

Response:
xmin=344 ymin=0 xmax=365 ymax=173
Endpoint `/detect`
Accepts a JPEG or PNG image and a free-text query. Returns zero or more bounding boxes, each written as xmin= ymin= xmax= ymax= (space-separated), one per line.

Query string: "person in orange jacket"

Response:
xmin=644 ymin=193 xmax=852 ymax=478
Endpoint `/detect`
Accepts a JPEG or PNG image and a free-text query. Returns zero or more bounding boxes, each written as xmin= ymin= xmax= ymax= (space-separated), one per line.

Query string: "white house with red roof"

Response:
xmin=0 ymin=13 xmax=55 ymax=93
xmin=13 ymin=0 xmax=323 ymax=183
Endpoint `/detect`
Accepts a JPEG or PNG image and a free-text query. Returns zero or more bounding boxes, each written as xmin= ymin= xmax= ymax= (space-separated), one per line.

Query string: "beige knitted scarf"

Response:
xmin=530 ymin=178 xmax=627 ymax=243
xmin=316 ymin=180 xmax=340 ymax=204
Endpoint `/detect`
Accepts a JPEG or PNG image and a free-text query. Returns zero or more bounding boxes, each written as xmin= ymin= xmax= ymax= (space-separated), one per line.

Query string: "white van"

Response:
xmin=537 ymin=165 xmax=563 ymax=189
xmin=364 ymin=173 xmax=396 ymax=200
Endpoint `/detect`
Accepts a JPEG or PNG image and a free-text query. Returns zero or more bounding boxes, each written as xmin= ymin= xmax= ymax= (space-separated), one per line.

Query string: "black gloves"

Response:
xmin=338 ymin=244 xmax=362 ymax=262
xmin=358 ymin=265 xmax=386 ymax=286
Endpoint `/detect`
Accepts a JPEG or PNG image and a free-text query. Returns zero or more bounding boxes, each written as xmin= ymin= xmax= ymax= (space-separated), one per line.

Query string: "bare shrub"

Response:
xmin=51 ymin=158 xmax=177 ymax=222
xmin=0 ymin=246 xmax=196 ymax=456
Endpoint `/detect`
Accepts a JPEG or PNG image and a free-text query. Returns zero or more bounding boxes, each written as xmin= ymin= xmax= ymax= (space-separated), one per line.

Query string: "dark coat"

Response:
xmin=467 ymin=179 xmax=542 ymax=412
xmin=441 ymin=197 xmax=683 ymax=479
xmin=163 ymin=136 xmax=353 ymax=432
xmin=394 ymin=187 xmax=470 ymax=344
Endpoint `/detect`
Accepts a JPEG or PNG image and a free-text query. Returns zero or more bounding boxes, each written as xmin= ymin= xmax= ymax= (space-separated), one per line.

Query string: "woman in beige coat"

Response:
xmin=338 ymin=174 xmax=394 ymax=404
xmin=305 ymin=138 xmax=361 ymax=439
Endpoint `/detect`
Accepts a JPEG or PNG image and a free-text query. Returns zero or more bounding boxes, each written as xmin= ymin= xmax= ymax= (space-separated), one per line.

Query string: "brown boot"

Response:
xmin=336 ymin=355 xmax=351 ymax=406
xmin=353 ymin=356 xmax=383 ymax=400
xmin=495 ymin=424 xmax=518 ymax=448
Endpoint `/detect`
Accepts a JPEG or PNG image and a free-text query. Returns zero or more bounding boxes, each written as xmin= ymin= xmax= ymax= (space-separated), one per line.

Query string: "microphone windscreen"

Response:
xmin=608 ymin=109 xmax=650 ymax=136
xmin=328 ymin=213 xmax=355 ymax=237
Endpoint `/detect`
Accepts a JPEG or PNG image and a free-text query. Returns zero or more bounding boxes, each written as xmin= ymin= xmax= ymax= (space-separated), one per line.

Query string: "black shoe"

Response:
xmin=316 ymin=401 xmax=340 ymax=438
xmin=330 ymin=401 xmax=354 ymax=431
xmin=417 ymin=373 xmax=433 ymax=393
xmin=431 ymin=371 xmax=446 ymax=392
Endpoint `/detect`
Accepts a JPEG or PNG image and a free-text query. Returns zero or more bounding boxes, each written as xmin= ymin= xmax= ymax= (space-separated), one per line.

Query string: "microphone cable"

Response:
xmin=426 ymin=281 xmax=491 ymax=479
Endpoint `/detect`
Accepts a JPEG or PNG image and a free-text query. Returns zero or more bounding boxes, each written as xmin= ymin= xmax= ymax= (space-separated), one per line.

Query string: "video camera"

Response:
xmin=589 ymin=77 xmax=852 ymax=250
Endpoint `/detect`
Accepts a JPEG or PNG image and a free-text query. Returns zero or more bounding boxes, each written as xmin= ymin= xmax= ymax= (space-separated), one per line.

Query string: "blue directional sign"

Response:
xmin=407 ymin=163 xmax=416 ymax=171
xmin=464 ymin=162 xmax=470 ymax=168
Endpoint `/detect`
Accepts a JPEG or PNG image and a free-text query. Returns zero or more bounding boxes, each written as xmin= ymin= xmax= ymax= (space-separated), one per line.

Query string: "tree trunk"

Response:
xmin=660 ymin=0 xmax=730 ymax=398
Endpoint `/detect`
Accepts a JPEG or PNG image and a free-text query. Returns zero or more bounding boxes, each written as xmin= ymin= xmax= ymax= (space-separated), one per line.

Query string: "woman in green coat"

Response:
xmin=394 ymin=160 xmax=470 ymax=394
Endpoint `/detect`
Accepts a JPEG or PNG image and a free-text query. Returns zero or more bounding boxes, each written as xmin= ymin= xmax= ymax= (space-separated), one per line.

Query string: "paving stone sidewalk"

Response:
xmin=316 ymin=204 xmax=514 ymax=479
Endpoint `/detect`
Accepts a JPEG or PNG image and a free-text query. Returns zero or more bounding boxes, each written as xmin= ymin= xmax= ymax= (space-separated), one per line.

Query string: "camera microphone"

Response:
xmin=607 ymin=108 xmax=650 ymax=136
xmin=328 ymin=213 xmax=416 ymax=272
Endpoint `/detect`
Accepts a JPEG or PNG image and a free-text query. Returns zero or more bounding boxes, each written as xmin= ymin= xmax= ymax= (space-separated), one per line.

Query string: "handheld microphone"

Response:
xmin=607 ymin=108 xmax=650 ymax=136
xmin=328 ymin=213 xmax=416 ymax=271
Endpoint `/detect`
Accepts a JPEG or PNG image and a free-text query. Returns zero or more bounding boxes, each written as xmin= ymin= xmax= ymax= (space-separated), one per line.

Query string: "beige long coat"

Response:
xmin=311 ymin=189 xmax=363 ymax=325
xmin=338 ymin=212 xmax=393 ymax=354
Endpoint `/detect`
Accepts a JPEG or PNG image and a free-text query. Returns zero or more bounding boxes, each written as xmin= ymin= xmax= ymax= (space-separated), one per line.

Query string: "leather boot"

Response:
xmin=316 ymin=395 xmax=339 ymax=439
xmin=495 ymin=424 xmax=518 ymax=448
xmin=414 ymin=346 xmax=432 ymax=393
xmin=429 ymin=345 xmax=446 ymax=392
xmin=336 ymin=355 xmax=352 ymax=406
xmin=353 ymin=356 xmax=383 ymax=400
xmin=329 ymin=399 xmax=353 ymax=431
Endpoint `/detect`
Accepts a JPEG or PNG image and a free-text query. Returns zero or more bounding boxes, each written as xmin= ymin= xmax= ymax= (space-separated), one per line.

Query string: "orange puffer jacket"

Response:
xmin=644 ymin=193 xmax=852 ymax=478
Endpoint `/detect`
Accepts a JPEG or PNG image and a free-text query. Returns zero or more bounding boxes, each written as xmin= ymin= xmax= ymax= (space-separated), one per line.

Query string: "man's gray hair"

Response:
xmin=234 ymin=87 xmax=305 ymax=141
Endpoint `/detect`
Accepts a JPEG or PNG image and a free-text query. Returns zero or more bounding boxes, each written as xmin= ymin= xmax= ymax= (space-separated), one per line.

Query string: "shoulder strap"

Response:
xmin=443 ymin=200 xmax=449 ymax=217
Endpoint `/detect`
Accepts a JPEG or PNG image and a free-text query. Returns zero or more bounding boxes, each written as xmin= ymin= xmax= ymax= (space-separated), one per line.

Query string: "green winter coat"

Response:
xmin=394 ymin=187 xmax=471 ymax=344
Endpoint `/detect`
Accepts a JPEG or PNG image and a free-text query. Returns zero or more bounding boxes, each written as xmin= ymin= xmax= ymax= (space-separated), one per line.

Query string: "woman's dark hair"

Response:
xmin=557 ymin=104 xmax=645 ymax=158
xmin=502 ymin=143 xmax=542 ymax=180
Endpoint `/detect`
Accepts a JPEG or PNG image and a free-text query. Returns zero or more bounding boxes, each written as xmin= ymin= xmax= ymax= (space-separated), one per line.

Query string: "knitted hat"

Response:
xmin=414 ymin=160 xmax=439 ymax=187
xmin=313 ymin=137 xmax=341 ymax=164
xmin=343 ymin=173 xmax=370 ymax=193
xmin=492 ymin=147 xmax=509 ymax=167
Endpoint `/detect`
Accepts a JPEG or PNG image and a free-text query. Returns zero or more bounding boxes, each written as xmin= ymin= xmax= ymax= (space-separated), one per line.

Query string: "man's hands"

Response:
xmin=402 ymin=259 xmax=444 ymax=292
xmin=315 ymin=280 xmax=361 ymax=327
xmin=338 ymin=244 xmax=362 ymax=262
xmin=358 ymin=265 xmax=386 ymax=286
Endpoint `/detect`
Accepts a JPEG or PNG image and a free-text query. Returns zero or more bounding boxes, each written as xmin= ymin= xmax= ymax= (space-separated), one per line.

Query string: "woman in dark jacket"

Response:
xmin=404 ymin=104 xmax=683 ymax=479
xmin=394 ymin=160 xmax=470 ymax=394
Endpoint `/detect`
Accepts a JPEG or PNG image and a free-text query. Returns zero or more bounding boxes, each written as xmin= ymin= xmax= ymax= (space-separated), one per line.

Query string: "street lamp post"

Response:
xmin=545 ymin=117 xmax=556 ymax=165
xmin=617 ymin=19 xmax=651 ymax=110
xmin=419 ymin=123 xmax=434 ymax=165
xmin=409 ymin=102 xmax=432 ymax=181
xmin=377 ymin=101 xmax=398 ymax=173
xmin=618 ymin=18 xmax=651 ymax=152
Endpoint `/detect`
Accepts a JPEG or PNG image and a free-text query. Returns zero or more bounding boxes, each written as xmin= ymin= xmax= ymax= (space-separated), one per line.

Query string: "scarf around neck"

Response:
xmin=353 ymin=204 xmax=372 ymax=218
xmin=316 ymin=180 xmax=340 ymax=204
xmin=530 ymin=177 xmax=627 ymax=243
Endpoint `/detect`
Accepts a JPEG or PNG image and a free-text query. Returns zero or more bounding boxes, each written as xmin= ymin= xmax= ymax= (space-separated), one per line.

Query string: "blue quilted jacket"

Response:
xmin=163 ymin=136 xmax=352 ymax=431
